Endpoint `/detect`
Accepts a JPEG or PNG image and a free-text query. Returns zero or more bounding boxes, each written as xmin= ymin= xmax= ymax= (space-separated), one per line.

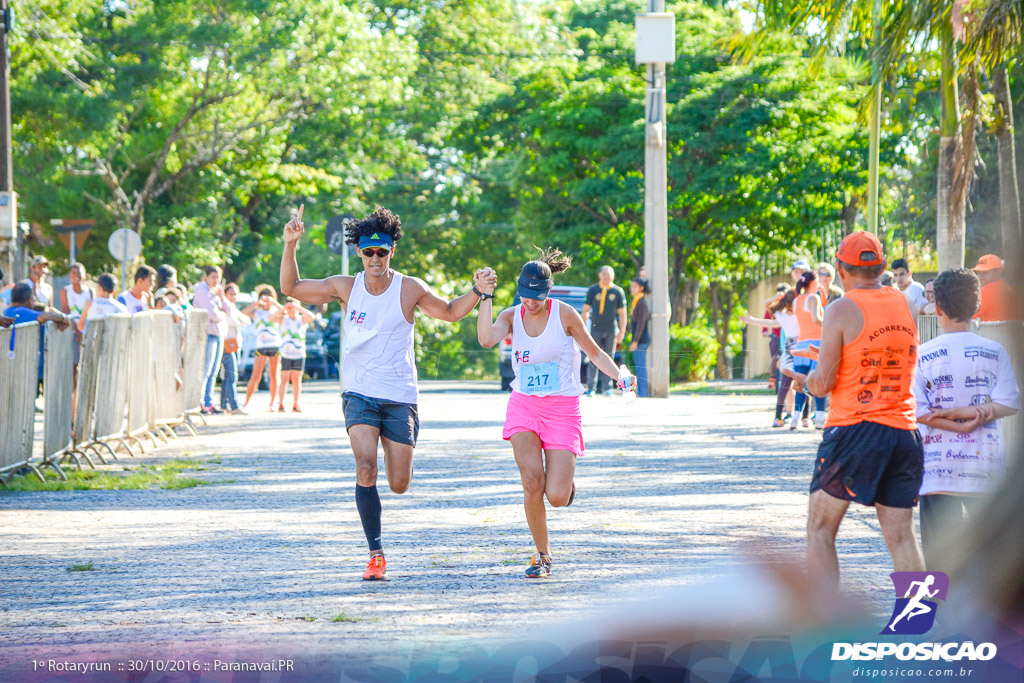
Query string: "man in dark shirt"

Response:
xmin=582 ymin=265 xmax=626 ymax=395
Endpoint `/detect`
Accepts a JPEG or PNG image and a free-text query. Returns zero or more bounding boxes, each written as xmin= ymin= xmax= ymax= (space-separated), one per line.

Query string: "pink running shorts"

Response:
xmin=502 ymin=391 xmax=585 ymax=457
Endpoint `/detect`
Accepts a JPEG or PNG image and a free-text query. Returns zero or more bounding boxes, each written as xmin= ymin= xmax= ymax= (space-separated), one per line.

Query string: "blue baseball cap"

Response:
xmin=358 ymin=232 xmax=394 ymax=250
xmin=517 ymin=273 xmax=552 ymax=300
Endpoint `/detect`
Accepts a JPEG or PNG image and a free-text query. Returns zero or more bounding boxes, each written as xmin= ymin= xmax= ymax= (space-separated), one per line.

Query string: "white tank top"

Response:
xmin=253 ymin=309 xmax=281 ymax=348
xmin=64 ymin=285 xmax=93 ymax=320
xmin=343 ymin=271 xmax=417 ymax=404
xmin=511 ymin=299 xmax=584 ymax=397
xmin=279 ymin=315 xmax=307 ymax=359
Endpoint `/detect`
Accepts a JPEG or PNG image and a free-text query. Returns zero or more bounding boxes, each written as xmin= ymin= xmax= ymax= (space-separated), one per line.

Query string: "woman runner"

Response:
xmin=243 ymin=286 xmax=284 ymax=411
xmin=476 ymin=248 xmax=635 ymax=578
xmin=277 ymin=297 xmax=315 ymax=412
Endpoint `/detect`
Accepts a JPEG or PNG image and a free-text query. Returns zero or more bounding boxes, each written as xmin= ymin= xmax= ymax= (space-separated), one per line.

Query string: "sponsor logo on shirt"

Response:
xmin=922 ymin=433 xmax=943 ymax=445
xmin=857 ymin=390 xmax=874 ymax=404
xmin=349 ymin=311 xmax=367 ymax=324
xmin=930 ymin=374 xmax=954 ymax=390
xmin=868 ymin=325 xmax=915 ymax=343
xmin=920 ymin=348 xmax=948 ymax=363
xmin=515 ymin=350 xmax=531 ymax=363
xmin=964 ymin=346 xmax=998 ymax=361
xmin=963 ymin=371 xmax=994 ymax=388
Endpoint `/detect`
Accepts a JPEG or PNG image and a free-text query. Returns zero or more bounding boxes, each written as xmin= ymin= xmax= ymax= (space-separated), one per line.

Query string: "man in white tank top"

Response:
xmin=280 ymin=204 xmax=496 ymax=581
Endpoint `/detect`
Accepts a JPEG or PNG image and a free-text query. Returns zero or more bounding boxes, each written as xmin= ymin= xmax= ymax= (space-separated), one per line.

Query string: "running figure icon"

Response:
xmin=887 ymin=574 xmax=939 ymax=632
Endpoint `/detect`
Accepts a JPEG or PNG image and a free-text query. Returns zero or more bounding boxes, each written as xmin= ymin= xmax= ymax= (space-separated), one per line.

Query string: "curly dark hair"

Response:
xmin=522 ymin=247 xmax=572 ymax=280
xmin=345 ymin=206 xmax=403 ymax=245
xmin=933 ymin=268 xmax=980 ymax=322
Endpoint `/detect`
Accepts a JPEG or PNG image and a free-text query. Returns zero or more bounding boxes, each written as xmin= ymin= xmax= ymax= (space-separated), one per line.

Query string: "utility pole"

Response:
xmin=636 ymin=3 xmax=674 ymax=398
xmin=0 ymin=0 xmax=17 ymax=283
xmin=866 ymin=0 xmax=882 ymax=235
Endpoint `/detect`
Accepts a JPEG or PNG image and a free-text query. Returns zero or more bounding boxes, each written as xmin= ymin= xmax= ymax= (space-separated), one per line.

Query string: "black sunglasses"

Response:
xmin=360 ymin=247 xmax=391 ymax=258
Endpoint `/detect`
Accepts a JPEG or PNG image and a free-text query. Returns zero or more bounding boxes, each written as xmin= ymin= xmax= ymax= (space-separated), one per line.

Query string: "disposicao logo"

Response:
xmin=884 ymin=571 xmax=947 ymax=635
xmin=831 ymin=571 xmax=998 ymax=662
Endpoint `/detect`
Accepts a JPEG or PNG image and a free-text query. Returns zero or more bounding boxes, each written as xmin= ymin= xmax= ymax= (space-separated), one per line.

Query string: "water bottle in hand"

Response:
xmin=618 ymin=365 xmax=637 ymax=404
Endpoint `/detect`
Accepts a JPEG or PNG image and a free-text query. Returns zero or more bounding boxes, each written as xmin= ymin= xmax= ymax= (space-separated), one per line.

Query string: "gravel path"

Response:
xmin=1 ymin=380 xmax=897 ymax=669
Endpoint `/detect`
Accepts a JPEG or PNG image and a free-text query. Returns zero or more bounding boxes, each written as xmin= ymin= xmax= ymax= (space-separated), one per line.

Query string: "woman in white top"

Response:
xmin=742 ymin=288 xmax=801 ymax=428
xmin=476 ymin=248 xmax=635 ymax=579
xmin=242 ymin=285 xmax=284 ymax=410
xmin=60 ymin=262 xmax=94 ymax=376
xmin=276 ymin=297 xmax=315 ymax=412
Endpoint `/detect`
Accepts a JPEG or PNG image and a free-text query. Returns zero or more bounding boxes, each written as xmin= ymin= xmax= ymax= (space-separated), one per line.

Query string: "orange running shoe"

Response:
xmin=362 ymin=554 xmax=388 ymax=581
xmin=525 ymin=553 xmax=552 ymax=578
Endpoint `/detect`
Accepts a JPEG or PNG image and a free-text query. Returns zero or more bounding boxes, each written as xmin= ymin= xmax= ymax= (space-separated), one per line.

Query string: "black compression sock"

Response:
xmin=355 ymin=484 xmax=382 ymax=552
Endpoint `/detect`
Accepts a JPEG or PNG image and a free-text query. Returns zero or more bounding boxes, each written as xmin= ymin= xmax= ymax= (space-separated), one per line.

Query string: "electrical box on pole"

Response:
xmin=635 ymin=3 xmax=673 ymax=398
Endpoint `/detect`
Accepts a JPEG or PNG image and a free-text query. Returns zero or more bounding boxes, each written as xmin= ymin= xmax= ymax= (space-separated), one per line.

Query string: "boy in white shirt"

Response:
xmin=914 ymin=268 xmax=1019 ymax=568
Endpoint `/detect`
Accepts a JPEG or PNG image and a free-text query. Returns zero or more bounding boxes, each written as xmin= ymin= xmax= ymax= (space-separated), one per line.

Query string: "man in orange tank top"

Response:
xmin=805 ymin=231 xmax=925 ymax=590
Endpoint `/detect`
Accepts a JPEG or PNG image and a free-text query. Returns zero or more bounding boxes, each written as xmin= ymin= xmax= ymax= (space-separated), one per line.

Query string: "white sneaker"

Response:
xmin=814 ymin=415 xmax=826 ymax=430
xmin=790 ymin=413 xmax=800 ymax=430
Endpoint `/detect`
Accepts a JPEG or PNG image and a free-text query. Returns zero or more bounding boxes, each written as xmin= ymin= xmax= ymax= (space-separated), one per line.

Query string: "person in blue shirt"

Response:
xmin=3 ymin=283 xmax=72 ymax=394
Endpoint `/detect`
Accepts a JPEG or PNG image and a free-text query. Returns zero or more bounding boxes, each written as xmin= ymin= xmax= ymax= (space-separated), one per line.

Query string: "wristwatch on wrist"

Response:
xmin=472 ymin=285 xmax=494 ymax=300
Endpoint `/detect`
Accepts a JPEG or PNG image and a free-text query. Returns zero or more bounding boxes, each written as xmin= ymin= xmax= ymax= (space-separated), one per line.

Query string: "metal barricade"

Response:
xmin=71 ymin=318 xmax=104 ymax=468
xmin=182 ymin=309 xmax=208 ymax=427
xmin=978 ymin=321 xmax=1024 ymax=454
xmin=41 ymin=322 xmax=74 ymax=479
xmin=0 ymin=323 xmax=43 ymax=484
xmin=126 ymin=312 xmax=164 ymax=450
xmin=917 ymin=314 xmax=942 ymax=344
xmin=89 ymin=314 xmax=133 ymax=459
xmin=151 ymin=311 xmax=191 ymax=437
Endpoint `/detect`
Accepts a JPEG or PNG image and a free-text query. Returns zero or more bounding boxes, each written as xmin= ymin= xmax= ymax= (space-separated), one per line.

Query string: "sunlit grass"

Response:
xmin=1 ymin=458 xmax=219 ymax=492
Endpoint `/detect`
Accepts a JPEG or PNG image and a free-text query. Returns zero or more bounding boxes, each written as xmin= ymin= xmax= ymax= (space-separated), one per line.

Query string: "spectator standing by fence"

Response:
xmin=582 ymin=266 xmax=626 ymax=395
xmin=816 ymin=263 xmax=843 ymax=307
xmin=277 ymin=298 xmax=315 ymax=412
xmin=3 ymin=282 xmax=72 ymax=395
xmin=59 ymin=262 xmax=93 ymax=394
xmin=913 ymin=268 xmax=1020 ymax=571
xmin=79 ymin=274 xmax=128 ymax=329
xmin=220 ymin=283 xmax=249 ymax=414
xmin=628 ymin=277 xmax=651 ymax=398
xmin=22 ymin=255 xmax=54 ymax=308
xmin=243 ymin=286 xmax=284 ymax=411
xmin=892 ymin=258 xmax=927 ymax=314
xmin=192 ymin=266 xmax=231 ymax=415
xmin=117 ymin=265 xmax=155 ymax=314
xmin=972 ymin=254 xmax=1021 ymax=322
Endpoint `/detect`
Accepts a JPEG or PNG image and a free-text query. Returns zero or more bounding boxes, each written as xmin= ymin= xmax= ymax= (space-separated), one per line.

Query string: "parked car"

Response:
xmin=498 ymin=285 xmax=590 ymax=391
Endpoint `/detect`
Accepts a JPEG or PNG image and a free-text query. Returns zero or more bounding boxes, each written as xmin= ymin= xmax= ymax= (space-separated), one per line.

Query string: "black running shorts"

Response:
xmin=342 ymin=392 xmax=419 ymax=447
xmin=810 ymin=421 xmax=923 ymax=508
xmin=255 ymin=347 xmax=280 ymax=357
xmin=281 ymin=357 xmax=304 ymax=372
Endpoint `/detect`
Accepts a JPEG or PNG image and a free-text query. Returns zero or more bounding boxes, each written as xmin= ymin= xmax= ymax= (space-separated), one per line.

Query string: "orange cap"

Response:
xmin=836 ymin=231 xmax=885 ymax=267
xmin=971 ymin=254 xmax=1003 ymax=272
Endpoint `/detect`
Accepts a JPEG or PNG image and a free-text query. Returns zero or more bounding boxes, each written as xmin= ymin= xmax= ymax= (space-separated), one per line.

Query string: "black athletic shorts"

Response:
xmin=281 ymin=357 xmax=304 ymax=372
xmin=342 ymin=392 xmax=419 ymax=447
xmin=255 ymin=347 xmax=280 ymax=357
xmin=810 ymin=421 xmax=923 ymax=508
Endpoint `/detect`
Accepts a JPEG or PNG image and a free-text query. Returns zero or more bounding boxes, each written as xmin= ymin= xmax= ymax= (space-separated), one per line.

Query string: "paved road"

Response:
xmin=1 ymin=381 xmax=897 ymax=668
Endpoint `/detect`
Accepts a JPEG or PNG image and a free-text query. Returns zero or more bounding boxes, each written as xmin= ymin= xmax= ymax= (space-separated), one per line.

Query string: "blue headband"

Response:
xmin=517 ymin=273 xmax=552 ymax=300
xmin=358 ymin=232 xmax=394 ymax=249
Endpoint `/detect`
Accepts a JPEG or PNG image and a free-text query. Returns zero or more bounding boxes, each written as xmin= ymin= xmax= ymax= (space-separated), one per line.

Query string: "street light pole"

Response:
xmin=637 ymin=2 xmax=673 ymax=398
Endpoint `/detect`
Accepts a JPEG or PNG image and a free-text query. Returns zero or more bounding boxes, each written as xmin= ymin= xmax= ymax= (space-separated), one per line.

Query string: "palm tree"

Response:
xmin=955 ymin=0 xmax=1024 ymax=265
xmin=755 ymin=1 xmax=968 ymax=269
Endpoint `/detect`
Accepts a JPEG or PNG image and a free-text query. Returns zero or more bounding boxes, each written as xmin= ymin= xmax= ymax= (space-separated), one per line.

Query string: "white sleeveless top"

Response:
xmin=511 ymin=299 xmax=584 ymax=397
xmin=279 ymin=315 xmax=307 ymax=359
xmin=343 ymin=271 xmax=417 ymax=404
xmin=253 ymin=309 xmax=281 ymax=348
xmin=64 ymin=285 xmax=93 ymax=320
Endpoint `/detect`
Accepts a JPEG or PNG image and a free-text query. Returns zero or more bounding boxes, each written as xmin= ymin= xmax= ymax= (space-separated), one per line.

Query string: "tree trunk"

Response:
xmin=936 ymin=23 xmax=965 ymax=272
xmin=993 ymin=63 xmax=1023 ymax=265
xmin=708 ymin=281 xmax=734 ymax=379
